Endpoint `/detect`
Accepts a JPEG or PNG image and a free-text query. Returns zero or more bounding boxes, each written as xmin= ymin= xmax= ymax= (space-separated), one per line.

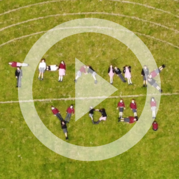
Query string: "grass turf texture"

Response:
xmin=0 ymin=0 xmax=179 ymax=178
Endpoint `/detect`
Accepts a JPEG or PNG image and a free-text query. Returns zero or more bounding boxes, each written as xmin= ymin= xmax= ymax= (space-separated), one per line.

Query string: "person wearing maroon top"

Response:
xmin=130 ymin=99 xmax=137 ymax=117
xmin=74 ymin=65 xmax=87 ymax=82
xmin=150 ymin=97 xmax=157 ymax=119
xmin=58 ymin=61 xmax=66 ymax=82
xmin=65 ymin=105 xmax=75 ymax=123
xmin=148 ymin=64 xmax=165 ymax=79
xmin=51 ymin=106 xmax=63 ymax=121
xmin=117 ymin=99 xmax=125 ymax=119
xmin=152 ymin=121 xmax=158 ymax=131
xmin=9 ymin=61 xmax=29 ymax=67
xmin=119 ymin=116 xmax=138 ymax=123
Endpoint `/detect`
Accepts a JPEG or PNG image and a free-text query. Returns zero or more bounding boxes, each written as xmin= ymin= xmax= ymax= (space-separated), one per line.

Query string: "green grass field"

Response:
xmin=0 ymin=0 xmax=179 ymax=178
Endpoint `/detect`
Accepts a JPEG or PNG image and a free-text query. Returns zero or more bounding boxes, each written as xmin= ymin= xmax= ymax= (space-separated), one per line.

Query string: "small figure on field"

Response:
xmin=123 ymin=65 xmax=132 ymax=85
xmin=15 ymin=67 xmax=22 ymax=88
xmin=141 ymin=65 xmax=149 ymax=87
xmin=65 ymin=105 xmax=75 ymax=123
xmin=9 ymin=61 xmax=29 ymax=67
xmin=114 ymin=66 xmax=126 ymax=83
xmin=58 ymin=61 xmax=66 ymax=82
xmin=117 ymin=99 xmax=125 ymax=119
xmin=108 ymin=65 xmax=115 ymax=84
xmin=38 ymin=58 xmax=46 ymax=80
xmin=51 ymin=106 xmax=63 ymax=121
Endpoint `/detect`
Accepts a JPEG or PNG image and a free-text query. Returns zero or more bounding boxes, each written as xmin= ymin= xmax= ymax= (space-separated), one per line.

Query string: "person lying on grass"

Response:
xmin=86 ymin=65 xmax=98 ymax=84
xmin=88 ymin=107 xmax=100 ymax=124
xmin=148 ymin=64 xmax=165 ymax=79
xmin=118 ymin=116 xmax=138 ymax=123
xmin=108 ymin=65 xmax=115 ymax=85
xmin=15 ymin=67 xmax=22 ymax=88
xmin=38 ymin=58 xmax=46 ymax=80
xmin=74 ymin=65 xmax=87 ymax=82
xmin=90 ymin=108 xmax=107 ymax=124
xmin=65 ymin=105 xmax=75 ymax=123
xmin=51 ymin=106 xmax=63 ymax=121
xmin=130 ymin=99 xmax=138 ymax=117
xmin=141 ymin=65 xmax=149 ymax=87
xmin=46 ymin=65 xmax=58 ymax=71
xmin=114 ymin=66 xmax=126 ymax=83
xmin=147 ymin=77 xmax=162 ymax=93
xmin=61 ymin=120 xmax=68 ymax=140
xmin=152 ymin=121 xmax=158 ymax=131
xmin=9 ymin=61 xmax=29 ymax=67
xmin=117 ymin=99 xmax=125 ymax=119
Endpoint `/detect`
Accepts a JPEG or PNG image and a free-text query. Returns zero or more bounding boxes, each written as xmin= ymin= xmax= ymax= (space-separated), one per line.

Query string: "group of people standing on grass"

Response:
xmin=38 ymin=59 xmax=66 ymax=82
xmin=8 ymin=59 xmax=163 ymax=138
xmin=9 ymin=58 xmax=166 ymax=93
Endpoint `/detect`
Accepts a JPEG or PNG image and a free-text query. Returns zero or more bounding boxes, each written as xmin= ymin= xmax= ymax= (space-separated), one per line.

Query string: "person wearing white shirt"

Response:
xmin=46 ymin=65 xmax=58 ymax=71
xmin=38 ymin=58 xmax=46 ymax=80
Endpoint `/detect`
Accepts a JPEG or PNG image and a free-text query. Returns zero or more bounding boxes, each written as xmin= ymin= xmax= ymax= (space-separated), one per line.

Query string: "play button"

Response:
xmin=75 ymin=58 xmax=117 ymax=121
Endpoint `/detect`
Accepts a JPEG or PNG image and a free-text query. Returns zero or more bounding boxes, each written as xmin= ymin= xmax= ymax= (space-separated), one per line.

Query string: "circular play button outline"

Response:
xmin=19 ymin=18 xmax=161 ymax=161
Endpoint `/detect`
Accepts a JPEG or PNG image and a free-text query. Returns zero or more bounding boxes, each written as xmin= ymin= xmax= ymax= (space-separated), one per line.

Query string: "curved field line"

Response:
xmin=112 ymin=0 xmax=179 ymax=18
xmin=0 ymin=0 xmax=178 ymax=19
xmin=0 ymin=0 xmax=73 ymax=17
xmin=0 ymin=26 xmax=179 ymax=49
xmin=0 ymin=93 xmax=178 ymax=104
xmin=0 ymin=12 xmax=178 ymax=34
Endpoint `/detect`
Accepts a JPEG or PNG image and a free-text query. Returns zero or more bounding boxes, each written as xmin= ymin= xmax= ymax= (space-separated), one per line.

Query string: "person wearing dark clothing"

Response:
xmin=141 ymin=65 xmax=149 ymax=87
xmin=98 ymin=108 xmax=107 ymax=121
xmin=114 ymin=67 xmax=126 ymax=82
xmin=89 ymin=107 xmax=100 ymax=124
xmin=89 ymin=107 xmax=95 ymax=120
xmin=147 ymin=77 xmax=162 ymax=93
xmin=87 ymin=66 xmax=97 ymax=84
xmin=118 ymin=116 xmax=138 ymax=123
xmin=15 ymin=67 xmax=22 ymax=87
xmin=51 ymin=106 xmax=63 ymax=121
xmin=61 ymin=120 xmax=68 ymax=140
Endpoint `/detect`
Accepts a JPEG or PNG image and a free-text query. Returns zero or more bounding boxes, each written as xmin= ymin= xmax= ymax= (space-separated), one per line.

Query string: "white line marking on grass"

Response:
xmin=112 ymin=0 xmax=179 ymax=18
xmin=0 ymin=26 xmax=179 ymax=49
xmin=0 ymin=0 xmax=178 ymax=19
xmin=0 ymin=12 xmax=178 ymax=34
xmin=0 ymin=93 xmax=178 ymax=104
xmin=0 ymin=0 xmax=74 ymax=17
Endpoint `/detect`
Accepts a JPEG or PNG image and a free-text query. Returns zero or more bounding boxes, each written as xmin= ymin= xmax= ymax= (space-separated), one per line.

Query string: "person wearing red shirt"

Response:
xmin=51 ymin=106 xmax=63 ymax=121
xmin=148 ymin=64 xmax=165 ymax=79
xmin=58 ymin=61 xmax=66 ymax=82
xmin=117 ymin=99 xmax=125 ymax=120
xmin=74 ymin=65 xmax=87 ymax=82
xmin=119 ymin=116 xmax=138 ymax=123
xmin=9 ymin=61 xmax=29 ymax=67
xmin=130 ymin=99 xmax=137 ymax=117
xmin=152 ymin=121 xmax=158 ymax=131
xmin=65 ymin=105 xmax=75 ymax=123
xmin=150 ymin=97 xmax=157 ymax=119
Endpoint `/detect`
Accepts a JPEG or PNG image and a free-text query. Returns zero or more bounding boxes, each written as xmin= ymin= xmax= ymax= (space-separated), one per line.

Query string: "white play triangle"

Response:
xmin=75 ymin=58 xmax=118 ymax=121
